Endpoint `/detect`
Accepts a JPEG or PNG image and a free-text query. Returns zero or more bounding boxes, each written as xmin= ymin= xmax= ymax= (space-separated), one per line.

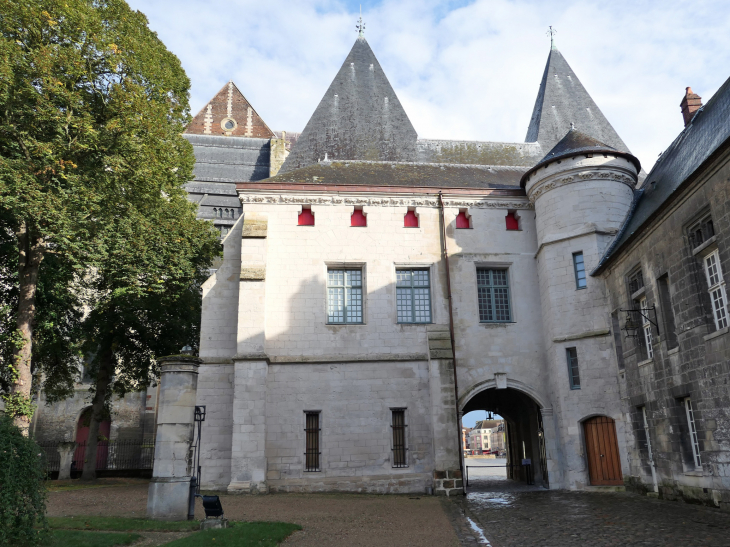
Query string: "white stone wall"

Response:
xmin=529 ymin=155 xmax=638 ymax=488
xmin=196 ymin=364 xmax=234 ymax=489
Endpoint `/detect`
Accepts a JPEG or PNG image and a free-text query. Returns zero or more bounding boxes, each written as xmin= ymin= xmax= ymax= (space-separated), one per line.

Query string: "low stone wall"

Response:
xmin=267 ymin=472 xmax=431 ymax=494
xmin=433 ymin=469 xmax=463 ymax=496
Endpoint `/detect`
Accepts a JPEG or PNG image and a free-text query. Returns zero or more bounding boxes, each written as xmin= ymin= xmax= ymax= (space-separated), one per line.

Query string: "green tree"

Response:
xmin=0 ymin=0 xmax=204 ymax=433
xmin=79 ymin=193 xmax=219 ymax=480
xmin=0 ymin=414 xmax=47 ymax=546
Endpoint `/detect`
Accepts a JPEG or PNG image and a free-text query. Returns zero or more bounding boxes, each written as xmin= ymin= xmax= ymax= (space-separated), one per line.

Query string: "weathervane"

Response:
xmin=356 ymin=5 xmax=365 ymax=37
xmin=547 ymin=26 xmax=557 ymax=48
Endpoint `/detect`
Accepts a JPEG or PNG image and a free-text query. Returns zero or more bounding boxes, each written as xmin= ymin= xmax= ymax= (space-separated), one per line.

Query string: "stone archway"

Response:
xmin=460 ymin=384 xmax=550 ymax=489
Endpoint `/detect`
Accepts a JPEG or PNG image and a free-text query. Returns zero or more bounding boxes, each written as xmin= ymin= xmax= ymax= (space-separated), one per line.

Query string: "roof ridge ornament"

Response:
xmin=356 ymin=5 xmax=365 ymax=37
xmin=547 ymin=26 xmax=557 ymax=50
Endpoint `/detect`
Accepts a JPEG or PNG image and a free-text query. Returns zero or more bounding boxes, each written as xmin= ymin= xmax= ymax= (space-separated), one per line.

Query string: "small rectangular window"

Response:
xmin=396 ymin=269 xmax=431 ymax=323
xmin=573 ymin=252 xmax=587 ymax=289
xmin=327 ymin=269 xmax=363 ymax=324
xmin=391 ymin=409 xmax=408 ymax=468
xmin=628 ymin=269 xmax=644 ymax=295
xmin=688 ymin=214 xmax=714 ymax=250
xmin=657 ymin=275 xmax=678 ymax=349
xmin=639 ymin=297 xmax=654 ymax=360
xmin=703 ymin=250 xmax=729 ymax=330
xmin=684 ymin=398 xmax=701 ymax=468
xmin=566 ymin=347 xmax=580 ymax=389
xmin=304 ymin=412 xmax=321 ymax=472
xmin=477 ymin=269 xmax=512 ymax=322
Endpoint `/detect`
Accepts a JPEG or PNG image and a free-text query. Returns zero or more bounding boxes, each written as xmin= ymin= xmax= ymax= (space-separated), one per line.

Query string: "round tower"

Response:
xmin=521 ymin=129 xmax=640 ymax=489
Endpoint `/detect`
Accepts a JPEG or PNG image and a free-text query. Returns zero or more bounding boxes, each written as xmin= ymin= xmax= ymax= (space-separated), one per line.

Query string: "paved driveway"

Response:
xmin=456 ymin=478 xmax=730 ymax=547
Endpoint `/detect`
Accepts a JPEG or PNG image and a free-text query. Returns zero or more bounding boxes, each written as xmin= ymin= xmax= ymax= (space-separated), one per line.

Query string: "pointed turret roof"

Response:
xmin=520 ymin=129 xmax=640 ymax=187
xmin=185 ymin=81 xmax=275 ymax=138
xmin=525 ymin=46 xmax=630 ymax=154
xmin=279 ymin=36 xmax=418 ymax=173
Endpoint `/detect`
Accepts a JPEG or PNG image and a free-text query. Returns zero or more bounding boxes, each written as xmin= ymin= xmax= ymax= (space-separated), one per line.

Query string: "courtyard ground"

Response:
xmin=46 ymin=462 xmax=730 ymax=547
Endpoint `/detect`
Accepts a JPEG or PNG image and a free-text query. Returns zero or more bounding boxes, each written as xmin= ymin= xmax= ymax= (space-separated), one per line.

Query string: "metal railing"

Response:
xmin=38 ymin=439 xmax=155 ymax=475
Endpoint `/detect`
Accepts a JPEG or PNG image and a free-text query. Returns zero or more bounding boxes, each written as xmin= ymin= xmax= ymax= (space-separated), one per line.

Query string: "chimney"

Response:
xmin=680 ymin=87 xmax=702 ymax=127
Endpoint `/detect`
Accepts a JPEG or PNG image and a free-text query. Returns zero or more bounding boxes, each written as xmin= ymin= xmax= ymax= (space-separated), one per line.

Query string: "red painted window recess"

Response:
xmin=298 ymin=206 xmax=315 ymax=226
xmin=351 ymin=207 xmax=367 ymax=227
xmin=505 ymin=211 xmax=519 ymax=231
xmin=404 ymin=209 xmax=419 ymax=228
xmin=456 ymin=210 xmax=471 ymax=229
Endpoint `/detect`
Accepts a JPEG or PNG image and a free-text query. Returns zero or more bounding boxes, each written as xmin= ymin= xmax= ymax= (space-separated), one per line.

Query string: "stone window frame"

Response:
xmin=639 ymin=297 xmax=654 ymax=360
xmin=389 ymin=407 xmax=409 ymax=469
xmin=683 ymin=397 xmax=702 ymax=469
xmin=325 ymin=266 xmax=365 ymax=325
xmin=394 ymin=265 xmax=433 ymax=324
xmin=475 ymin=264 xmax=514 ymax=323
xmin=572 ymin=251 xmax=587 ymax=290
xmin=701 ymin=249 xmax=729 ymax=331
xmin=565 ymin=347 xmax=581 ymax=390
xmin=303 ymin=410 xmax=322 ymax=473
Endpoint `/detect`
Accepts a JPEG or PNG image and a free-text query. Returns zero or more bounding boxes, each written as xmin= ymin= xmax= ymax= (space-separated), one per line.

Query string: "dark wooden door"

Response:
xmin=584 ymin=416 xmax=623 ymax=485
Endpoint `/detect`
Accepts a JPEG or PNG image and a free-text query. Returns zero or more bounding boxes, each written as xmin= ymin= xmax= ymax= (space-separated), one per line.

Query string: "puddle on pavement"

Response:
xmin=467 ymin=492 xmax=516 ymax=508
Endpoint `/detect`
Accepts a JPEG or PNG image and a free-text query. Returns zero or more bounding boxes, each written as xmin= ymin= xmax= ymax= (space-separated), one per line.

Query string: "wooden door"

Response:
xmin=584 ymin=416 xmax=623 ymax=485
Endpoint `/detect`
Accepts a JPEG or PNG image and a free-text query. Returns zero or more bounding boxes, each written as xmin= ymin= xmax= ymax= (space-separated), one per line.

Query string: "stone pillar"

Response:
xmin=147 ymin=355 xmax=201 ymax=520
xmin=57 ymin=442 xmax=76 ymax=480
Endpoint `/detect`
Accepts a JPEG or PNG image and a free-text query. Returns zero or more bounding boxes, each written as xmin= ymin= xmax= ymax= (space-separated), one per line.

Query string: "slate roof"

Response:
xmin=594 ymin=73 xmax=730 ymax=274
xmin=520 ymin=129 xmax=640 ymax=187
xmin=184 ymin=134 xmax=271 ymax=183
xmin=417 ymin=139 xmax=543 ymax=167
xmin=525 ymin=46 xmax=630 ymax=154
xmin=279 ymin=37 xmax=418 ymax=173
xmin=258 ymin=160 xmax=526 ymax=189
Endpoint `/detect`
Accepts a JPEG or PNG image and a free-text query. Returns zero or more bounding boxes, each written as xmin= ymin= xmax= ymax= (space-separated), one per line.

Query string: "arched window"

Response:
xmin=404 ymin=209 xmax=419 ymax=228
xmin=298 ymin=206 xmax=315 ymax=226
xmin=456 ymin=210 xmax=471 ymax=229
xmin=351 ymin=207 xmax=367 ymax=227
xmin=506 ymin=211 xmax=519 ymax=230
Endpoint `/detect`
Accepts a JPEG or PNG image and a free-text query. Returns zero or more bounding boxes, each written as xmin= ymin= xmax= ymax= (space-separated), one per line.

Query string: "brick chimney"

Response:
xmin=680 ymin=87 xmax=702 ymax=127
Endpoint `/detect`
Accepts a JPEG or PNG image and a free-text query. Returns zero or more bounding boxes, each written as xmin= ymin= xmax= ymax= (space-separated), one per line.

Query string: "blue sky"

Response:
xmin=127 ymin=0 xmax=730 ymax=173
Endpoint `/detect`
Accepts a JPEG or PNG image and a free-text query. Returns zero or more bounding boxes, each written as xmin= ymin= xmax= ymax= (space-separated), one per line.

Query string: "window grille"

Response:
xmin=327 ymin=269 xmax=363 ymax=324
xmin=639 ymin=297 xmax=654 ymax=359
xmin=566 ymin=347 xmax=580 ymax=389
xmin=703 ymin=250 xmax=728 ymax=330
xmin=304 ymin=412 xmax=321 ymax=472
xmin=391 ymin=409 xmax=408 ymax=468
xmin=688 ymin=215 xmax=714 ymax=249
xmin=684 ymin=398 xmax=702 ymax=468
xmin=573 ymin=252 xmax=587 ymax=289
xmin=477 ymin=269 xmax=512 ymax=322
xmin=396 ymin=269 xmax=431 ymax=323
xmin=628 ymin=269 xmax=644 ymax=295
xmin=456 ymin=210 xmax=470 ymax=229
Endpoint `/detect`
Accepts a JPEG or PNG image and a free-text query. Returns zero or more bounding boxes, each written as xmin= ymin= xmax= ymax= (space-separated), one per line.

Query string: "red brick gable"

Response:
xmin=185 ymin=81 xmax=275 ymax=138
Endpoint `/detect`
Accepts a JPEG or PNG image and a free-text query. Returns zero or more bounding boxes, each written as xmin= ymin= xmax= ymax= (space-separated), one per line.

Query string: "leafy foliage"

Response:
xmin=0 ymin=0 xmax=220 ymax=423
xmin=0 ymin=414 xmax=47 ymax=546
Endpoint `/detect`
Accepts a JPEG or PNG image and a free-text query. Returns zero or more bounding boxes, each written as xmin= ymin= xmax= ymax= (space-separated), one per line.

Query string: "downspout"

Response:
xmin=437 ymin=191 xmax=466 ymax=495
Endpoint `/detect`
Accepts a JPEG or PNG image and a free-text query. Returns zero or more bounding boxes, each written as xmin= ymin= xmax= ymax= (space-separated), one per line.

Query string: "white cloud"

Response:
xmin=128 ymin=0 xmax=730 ymax=171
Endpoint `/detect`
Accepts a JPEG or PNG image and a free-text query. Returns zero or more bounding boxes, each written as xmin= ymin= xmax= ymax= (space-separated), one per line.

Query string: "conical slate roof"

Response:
xmin=185 ymin=81 xmax=275 ymax=138
xmin=520 ymin=129 xmax=640 ymax=187
xmin=279 ymin=36 xmax=418 ymax=173
xmin=525 ymin=46 xmax=630 ymax=154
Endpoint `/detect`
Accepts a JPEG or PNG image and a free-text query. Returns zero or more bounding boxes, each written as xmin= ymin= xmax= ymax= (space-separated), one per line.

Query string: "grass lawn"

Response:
xmin=50 ymin=530 xmax=141 ymax=546
xmin=163 ymin=522 xmax=302 ymax=546
xmin=47 ymin=516 xmax=199 ymax=531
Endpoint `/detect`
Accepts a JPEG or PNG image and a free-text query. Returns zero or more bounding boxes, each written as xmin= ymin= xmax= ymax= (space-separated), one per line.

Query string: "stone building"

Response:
xmin=190 ymin=33 xmax=659 ymax=496
xmin=593 ymin=80 xmax=730 ymax=509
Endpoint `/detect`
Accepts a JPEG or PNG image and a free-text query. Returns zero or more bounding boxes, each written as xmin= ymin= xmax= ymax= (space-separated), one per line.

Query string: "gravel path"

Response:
xmin=46 ymin=479 xmax=460 ymax=547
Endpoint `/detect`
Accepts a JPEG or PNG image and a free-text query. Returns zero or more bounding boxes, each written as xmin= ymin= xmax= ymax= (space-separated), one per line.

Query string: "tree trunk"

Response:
xmin=11 ymin=221 xmax=44 ymax=435
xmin=81 ymin=346 xmax=114 ymax=480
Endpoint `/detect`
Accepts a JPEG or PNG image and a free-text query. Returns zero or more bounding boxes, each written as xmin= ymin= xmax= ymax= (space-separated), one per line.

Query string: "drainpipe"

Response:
xmin=437 ymin=191 xmax=466 ymax=495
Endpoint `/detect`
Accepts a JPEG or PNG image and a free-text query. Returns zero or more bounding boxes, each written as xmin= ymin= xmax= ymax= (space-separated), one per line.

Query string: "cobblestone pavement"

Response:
xmin=457 ymin=478 xmax=730 ymax=547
